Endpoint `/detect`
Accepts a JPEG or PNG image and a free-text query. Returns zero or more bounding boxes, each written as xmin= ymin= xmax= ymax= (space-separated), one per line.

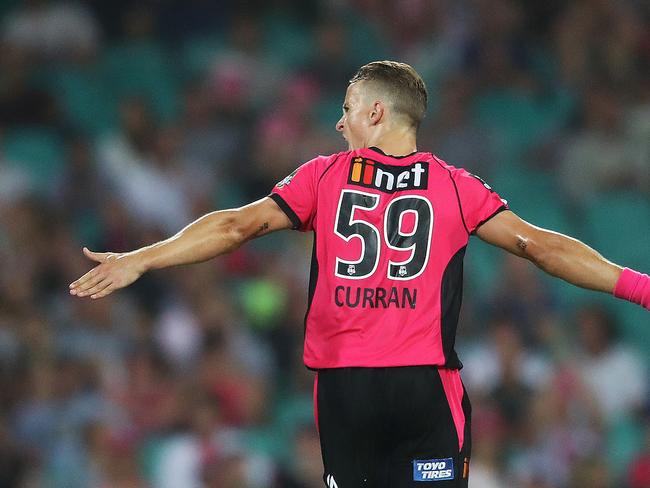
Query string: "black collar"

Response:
xmin=368 ymin=146 xmax=418 ymax=159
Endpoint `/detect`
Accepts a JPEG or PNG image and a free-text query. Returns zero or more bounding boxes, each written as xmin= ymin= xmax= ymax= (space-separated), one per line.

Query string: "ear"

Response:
xmin=369 ymin=100 xmax=385 ymax=125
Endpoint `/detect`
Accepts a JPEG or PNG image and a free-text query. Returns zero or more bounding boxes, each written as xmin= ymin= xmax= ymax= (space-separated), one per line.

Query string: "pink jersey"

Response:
xmin=270 ymin=147 xmax=507 ymax=369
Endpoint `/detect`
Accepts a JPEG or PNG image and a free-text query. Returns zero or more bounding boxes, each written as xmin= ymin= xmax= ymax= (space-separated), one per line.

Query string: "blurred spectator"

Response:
xmin=468 ymin=402 xmax=508 ymax=488
xmin=462 ymin=0 xmax=532 ymax=89
xmin=508 ymin=370 xmax=603 ymax=487
xmin=573 ymin=304 xmax=647 ymax=421
xmin=197 ymin=329 xmax=269 ymax=428
xmin=151 ymin=125 xmax=217 ymax=212
xmin=87 ymin=425 xmax=149 ymax=488
xmin=625 ymin=75 xmax=650 ymax=196
xmin=486 ymin=254 xmax=557 ymax=347
xmin=426 ymin=76 xmax=496 ymax=176
xmin=10 ymin=357 xmax=104 ymax=479
xmin=106 ymin=346 xmax=181 ymax=440
xmin=1 ymin=0 xmax=100 ymax=62
xmin=153 ymin=394 xmax=221 ymax=488
xmin=568 ymin=457 xmax=611 ymax=488
xmin=241 ymin=73 xmax=338 ymax=198
xmin=559 ymin=84 xmax=645 ymax=207
xmin=207 ymin=13 xmax=282 ymax=113
xmin=55 ymin=137 xmax=106 ymax=246
xmin=302 ymin=18 xmax=357 ymax=96
xmin=0 ymin=144 xmax=32 ymax=205
xmin=555 ymin=0 xmax=645 ymax=87
xmin=0 ymin=421 xmax=28 ymax=487
xmin=463 ymin=315 xmax=552 ymax=409
xmin=275 ymin=424 xmax=323 ymax=488
xmin=177 ymin=82 xmax=240 ymax=199
xmin=97 ymin=98 xmax=192 ymax=233
xmin=0 ymin=43 xmax=58 ymax=127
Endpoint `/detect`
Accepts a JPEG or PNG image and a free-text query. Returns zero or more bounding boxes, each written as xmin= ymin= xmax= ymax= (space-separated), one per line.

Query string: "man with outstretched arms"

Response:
xmin=70 ymin=61 xmax=649 ymax=488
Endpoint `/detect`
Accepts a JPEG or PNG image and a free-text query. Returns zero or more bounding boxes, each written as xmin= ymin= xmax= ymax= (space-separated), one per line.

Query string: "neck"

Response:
xmin=364 ymin=125 xmax=417 ymax=157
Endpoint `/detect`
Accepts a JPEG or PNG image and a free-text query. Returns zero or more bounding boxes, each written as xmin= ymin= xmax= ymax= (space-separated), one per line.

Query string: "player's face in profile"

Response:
xmin=336 ymin=81 xmax=372 ymax=150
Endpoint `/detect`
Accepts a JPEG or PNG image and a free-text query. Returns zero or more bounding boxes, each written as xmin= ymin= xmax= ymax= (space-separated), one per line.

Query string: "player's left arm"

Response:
xmin=476 ymin=210 xmax=649 ymax=309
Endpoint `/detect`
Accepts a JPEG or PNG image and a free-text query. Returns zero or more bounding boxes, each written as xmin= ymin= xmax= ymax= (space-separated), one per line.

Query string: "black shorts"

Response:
xmin=314 ymin=366 xmax=471 ymax=488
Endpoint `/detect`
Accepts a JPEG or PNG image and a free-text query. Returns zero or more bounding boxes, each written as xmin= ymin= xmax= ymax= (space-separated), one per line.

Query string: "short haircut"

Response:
xmin=350 ymin=61 xmax=428 ymax=129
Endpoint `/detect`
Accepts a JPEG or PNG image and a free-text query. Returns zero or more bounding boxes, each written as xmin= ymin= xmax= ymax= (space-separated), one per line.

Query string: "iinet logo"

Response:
xmin=348 ymin=157 xmax=428 ymax=193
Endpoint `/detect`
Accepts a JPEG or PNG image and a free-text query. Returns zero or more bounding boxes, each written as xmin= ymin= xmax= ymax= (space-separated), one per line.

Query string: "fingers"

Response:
xmin=75 ymin=278 xmax=112 ymax=299
xmin=70 ymin=247 xmax=117 ymax=295
xmin=69 ymin=267 xmax=104 ymax=294
xmin=69 ymin=247 xmax=133 ymax=299
xmin=90 ymin=283 xmax=117 ymax=299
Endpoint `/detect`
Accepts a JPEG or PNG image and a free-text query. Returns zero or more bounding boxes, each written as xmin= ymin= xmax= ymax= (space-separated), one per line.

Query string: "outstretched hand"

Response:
xmin=69 ymin=247 xmax=145 ymax=299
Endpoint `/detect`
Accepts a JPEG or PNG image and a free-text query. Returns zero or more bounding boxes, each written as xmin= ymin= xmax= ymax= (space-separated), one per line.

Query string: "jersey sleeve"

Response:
xmin=451 ymin=169 xmax=508 ymax=234
xmin=268 ymin=157 xmax=320 ymax=231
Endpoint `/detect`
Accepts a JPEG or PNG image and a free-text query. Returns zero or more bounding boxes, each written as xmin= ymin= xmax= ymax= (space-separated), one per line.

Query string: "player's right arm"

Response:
xmin=476 ymin=210 xmax=649 ymax=309
xmin=69 ymin=197 xmax=293 ymax=299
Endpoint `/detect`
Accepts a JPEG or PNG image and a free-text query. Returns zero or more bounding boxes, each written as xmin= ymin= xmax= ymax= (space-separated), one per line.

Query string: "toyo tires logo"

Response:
xmin=413 ymin=458 xmax=454 ymax=481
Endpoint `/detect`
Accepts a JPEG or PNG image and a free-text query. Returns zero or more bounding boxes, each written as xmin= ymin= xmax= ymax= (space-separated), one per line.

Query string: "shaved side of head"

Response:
xmin=350 ymin=61 xmax=428 ymax=129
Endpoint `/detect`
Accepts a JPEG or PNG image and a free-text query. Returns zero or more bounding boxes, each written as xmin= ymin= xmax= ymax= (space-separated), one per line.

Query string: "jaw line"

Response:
xmin=342 ymin=135 xmax=353 ymax=150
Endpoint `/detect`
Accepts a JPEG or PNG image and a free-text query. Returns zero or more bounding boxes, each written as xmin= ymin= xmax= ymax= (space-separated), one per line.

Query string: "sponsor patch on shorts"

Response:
xmin=413 ymin=458 xmax=454 ymax=481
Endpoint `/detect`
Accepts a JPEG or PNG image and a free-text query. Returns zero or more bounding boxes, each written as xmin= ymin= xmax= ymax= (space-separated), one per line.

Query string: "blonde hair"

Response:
xmin=350 ymin=61 xmax=428 ymax=128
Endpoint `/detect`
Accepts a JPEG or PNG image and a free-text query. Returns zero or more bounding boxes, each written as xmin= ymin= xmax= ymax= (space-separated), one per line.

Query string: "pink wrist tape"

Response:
xmin=613 ymin=268 xmax=650 ymax=310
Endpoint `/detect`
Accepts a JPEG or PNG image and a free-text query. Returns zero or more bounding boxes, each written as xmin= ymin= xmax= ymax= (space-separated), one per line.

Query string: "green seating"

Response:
xmin=264 ymin=14 xmax=313 ymax=70
xmin=581 ymin=193 xmax=650 ymax=271
xmin=474 ymin=88 xmax=574 ymax=165
xmin=3 ymin=128 xmax=65 ymax=190
xmin=45 ymin=65 xmax=118 ymax=135
xmin=315 ymin=97 xmax=344 ymax=130
xmin=179 ymin=35 xmax=225 ymax=80
xmin=491 ymin=165 xmax=573 ymax=234
xmin=465 ymin=238 xmax=504 ymax=300
xmin=605 ymin=414 xmax=646 ymax=479
xmin=0 ymin=0 xmax=20 ymax=18
xmin=103 ymin=41 xmax=180 ymax=121
xmin=345 ymin=13 xmax=390 ymax=65
xmin=270 ymin=393 xmax=314 ymax=466
xmin=572 ymin=194 xmax=650 ymax=352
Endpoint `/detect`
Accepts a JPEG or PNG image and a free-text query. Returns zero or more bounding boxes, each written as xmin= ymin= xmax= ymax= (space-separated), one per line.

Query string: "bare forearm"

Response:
xmin=134 ymin=209 xmax=248 ymax=272
xmin=477 ymin=211 xmax=647 ymax=308
xmin=519 ymin=231 xmax=623 ymax=293
xmin=69 ymin=197 xmax=291 ymax=299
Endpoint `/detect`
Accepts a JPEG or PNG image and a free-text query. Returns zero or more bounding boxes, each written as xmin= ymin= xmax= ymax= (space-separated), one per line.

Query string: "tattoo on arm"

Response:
xmin=517 ymin=236 xmax=528 ymax=252
xmin=255 ymin=222 xmax=270 ymax=236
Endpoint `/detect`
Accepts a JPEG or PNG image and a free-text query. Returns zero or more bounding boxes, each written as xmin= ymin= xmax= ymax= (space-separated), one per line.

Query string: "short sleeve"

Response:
xmin=451 ymin=169 xmax=508 ymax=234
xmin=269 ymin=157 xmax=319 ymax=231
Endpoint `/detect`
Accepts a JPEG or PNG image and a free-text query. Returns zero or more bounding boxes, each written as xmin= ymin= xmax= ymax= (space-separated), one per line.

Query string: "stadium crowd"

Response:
xmin=0 ymin=0 xmax=649 ymax=486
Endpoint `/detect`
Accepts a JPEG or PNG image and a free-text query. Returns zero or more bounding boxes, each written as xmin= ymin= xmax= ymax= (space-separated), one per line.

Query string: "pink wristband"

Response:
xmin=613 ymin=268 xmax=650 ymax=310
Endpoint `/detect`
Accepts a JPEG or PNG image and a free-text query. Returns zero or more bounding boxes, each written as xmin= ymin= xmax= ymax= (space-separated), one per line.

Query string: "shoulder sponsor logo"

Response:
xmin=276 ymin=168 xmax=299 ymax=188
xmin=413 ymin=458 xmax=454 ymax=481
xmin=326 ymin=474 xmax=339 ymax=487
xmin=469 ymin=173 xmax=508 ymax=205
xmin=469 ymin=173 xmax=493 ymax=191
xmin=348 ymin=157 xmax=428 ymax=193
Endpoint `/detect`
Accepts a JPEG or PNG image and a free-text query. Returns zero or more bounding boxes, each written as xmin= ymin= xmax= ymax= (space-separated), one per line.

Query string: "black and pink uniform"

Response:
xmin=270 ymin=146 xmax=507 ymax=487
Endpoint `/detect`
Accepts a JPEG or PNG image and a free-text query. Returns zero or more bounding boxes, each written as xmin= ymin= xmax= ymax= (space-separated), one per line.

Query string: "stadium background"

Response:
xmin=0 ymin=0 xmax=649 ymax=486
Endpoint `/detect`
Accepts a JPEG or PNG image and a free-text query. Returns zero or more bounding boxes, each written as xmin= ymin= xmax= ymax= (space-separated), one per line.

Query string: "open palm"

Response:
xmin=69 ymin=247 xmax=144 ymax=299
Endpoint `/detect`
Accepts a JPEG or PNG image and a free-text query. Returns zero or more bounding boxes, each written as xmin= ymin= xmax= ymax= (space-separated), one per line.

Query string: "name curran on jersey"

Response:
xmin=334 ymin=285 xmax=417 ymax=309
